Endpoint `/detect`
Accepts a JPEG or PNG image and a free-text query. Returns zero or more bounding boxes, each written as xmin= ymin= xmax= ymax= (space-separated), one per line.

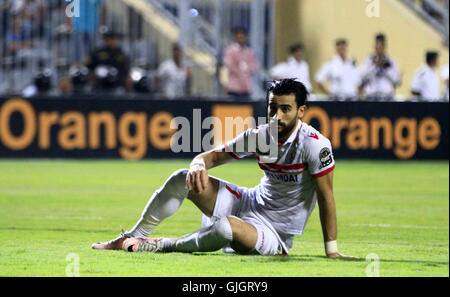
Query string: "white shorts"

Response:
xmin=201 ymin=178 xmax=291 ymax=256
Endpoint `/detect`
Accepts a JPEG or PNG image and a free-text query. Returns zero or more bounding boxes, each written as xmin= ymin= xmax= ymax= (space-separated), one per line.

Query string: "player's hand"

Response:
xmin=326 ymin=252 xmax=359 ymax=259
xmin=187 ymin=163 xmax=209 ymax=194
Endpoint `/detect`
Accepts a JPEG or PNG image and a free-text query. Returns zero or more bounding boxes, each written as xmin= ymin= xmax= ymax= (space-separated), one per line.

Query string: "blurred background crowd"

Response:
xmin=0 ymin=0 xmax=448 ymax=101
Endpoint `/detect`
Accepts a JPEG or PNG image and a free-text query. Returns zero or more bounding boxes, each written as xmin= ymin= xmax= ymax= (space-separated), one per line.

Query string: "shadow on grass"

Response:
xmin=192 ymin=253 xmax=363 ymax=263
xmin=3 ymin=227 xmax=448 ymax=268
xmin=190 ymin=253 xmax=449 ymax=266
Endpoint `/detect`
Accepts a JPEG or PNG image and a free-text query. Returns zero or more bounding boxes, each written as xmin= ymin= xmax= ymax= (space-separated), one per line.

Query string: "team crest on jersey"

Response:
xmin=319 ymin=147 xmax=333 ymax=169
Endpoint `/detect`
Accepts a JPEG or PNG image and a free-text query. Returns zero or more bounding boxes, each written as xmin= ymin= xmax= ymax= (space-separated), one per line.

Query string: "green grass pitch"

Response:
xmin=0 ymin=159 xmax=448 ymax=277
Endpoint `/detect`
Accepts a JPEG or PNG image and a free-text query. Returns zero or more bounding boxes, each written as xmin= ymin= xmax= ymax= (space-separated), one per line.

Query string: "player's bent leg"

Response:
xmin=172 ymin=216 xmax=232 ymax=252
xmin=123 ymin=216 xmax=273 ymax=255
xmin=123 ymin=216 xmax=233 ymax=253
xmin=125 ymin=168 xmax=189 ymax=238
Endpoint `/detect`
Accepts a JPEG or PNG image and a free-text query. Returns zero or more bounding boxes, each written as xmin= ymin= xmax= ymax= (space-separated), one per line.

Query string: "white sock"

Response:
xmin=126 ymin=169 xmax=189 ymax=238
xmin=167 ymin=216 xmax=233 ymax=253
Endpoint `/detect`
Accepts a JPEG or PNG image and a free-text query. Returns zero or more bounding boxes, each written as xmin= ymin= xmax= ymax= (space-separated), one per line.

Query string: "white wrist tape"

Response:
xmin=325 ymin=240 xmax=338 ymax=254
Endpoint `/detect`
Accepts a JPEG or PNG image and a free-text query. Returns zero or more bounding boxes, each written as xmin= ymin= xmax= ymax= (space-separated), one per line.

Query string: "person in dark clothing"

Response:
xmin=85 ymin=29 xmax=132 ymax=93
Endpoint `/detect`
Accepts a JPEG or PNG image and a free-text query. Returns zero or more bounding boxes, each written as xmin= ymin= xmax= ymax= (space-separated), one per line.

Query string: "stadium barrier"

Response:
xmin=0 ymin=96 xmax=448 ymax=160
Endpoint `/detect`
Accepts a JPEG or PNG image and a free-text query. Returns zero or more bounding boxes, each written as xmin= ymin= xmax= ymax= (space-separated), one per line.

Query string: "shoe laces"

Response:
xmin=137 ymin=238 xmax=162 ymax=252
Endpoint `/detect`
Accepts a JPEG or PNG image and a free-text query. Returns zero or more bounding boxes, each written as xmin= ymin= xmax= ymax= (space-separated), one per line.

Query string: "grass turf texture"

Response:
xmin=0 ymin=159 xmax=448 ymax=277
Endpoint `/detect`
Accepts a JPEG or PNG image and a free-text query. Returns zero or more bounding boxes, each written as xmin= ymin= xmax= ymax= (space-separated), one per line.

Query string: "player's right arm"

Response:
xmin=187 ymin=127 xmax=256 ymax=194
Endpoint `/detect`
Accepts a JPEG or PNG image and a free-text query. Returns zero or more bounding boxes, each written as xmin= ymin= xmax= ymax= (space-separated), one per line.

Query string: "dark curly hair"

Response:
xmin=266 ymin=78 xmax=309 ymax=109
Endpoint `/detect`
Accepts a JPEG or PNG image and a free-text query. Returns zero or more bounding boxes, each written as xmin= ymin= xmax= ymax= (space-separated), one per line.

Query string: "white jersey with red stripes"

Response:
xmin=222 ymin=120 xmax=335 ymax=235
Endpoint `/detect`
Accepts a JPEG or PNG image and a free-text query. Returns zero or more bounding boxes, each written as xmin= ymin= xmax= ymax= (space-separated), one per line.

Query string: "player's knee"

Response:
xmin=212 ymin=216 xmax=233 ymax=242
xmin=195 ymin=216 xmax=233 ymax=252
xmin=167 ymin=168 xmax=188 ymax=186
xmin=172 ymin=168 xmax=189 ymax=179
xmin=161 ymin=168 xmax=189 ymax=197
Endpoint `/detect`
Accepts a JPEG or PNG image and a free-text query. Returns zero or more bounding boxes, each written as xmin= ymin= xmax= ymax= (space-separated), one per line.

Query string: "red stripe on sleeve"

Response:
xmin=311 ymin=165 xmax=335 ymax=178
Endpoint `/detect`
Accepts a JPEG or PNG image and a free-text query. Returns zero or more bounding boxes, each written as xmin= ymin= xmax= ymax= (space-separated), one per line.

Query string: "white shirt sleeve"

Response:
xmin=358 ymin=57 xmax=369 ymax=78
xmin=304 ymin=134 xmax=335 ymax=178
xmin=442 ymin=64 xmax=449 ymax=81
xmin=157 ymin=61 xmax=169 ymax=79
xmin=315 ymin=61 xmax=331 ymax=84
xmin=385 ymin=58 xmax=401 ymax=86
xmin=410 ymin=68 xmax=424 ymax=94
xmin=270 ymin=63 xmax=287 ymax=79
xmin=303 ymin=63 xmax=312 ymax=92
xmin=220 ymin=127 xmax=259 ymax=159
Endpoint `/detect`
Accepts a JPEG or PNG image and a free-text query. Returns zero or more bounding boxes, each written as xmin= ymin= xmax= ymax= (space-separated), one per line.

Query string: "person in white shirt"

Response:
xmin=441 ymin=63 xmax=449 ymax=101
xmin=411 ymin=51 xmax=441 ymax=101
xmin=270 ymin=43 xmax=312 ymax=93
xmin=315 ymin=39 xmax=361 ymax=100
xmin=155 ymin=44 xmax=191 ymax=99
xmin=359 ymin=34 xmax=401 ymax=100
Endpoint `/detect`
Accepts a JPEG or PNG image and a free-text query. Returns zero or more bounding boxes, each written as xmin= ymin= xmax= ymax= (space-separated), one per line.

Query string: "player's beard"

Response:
xmin=277 ymin=116 xmax=298 ymax=141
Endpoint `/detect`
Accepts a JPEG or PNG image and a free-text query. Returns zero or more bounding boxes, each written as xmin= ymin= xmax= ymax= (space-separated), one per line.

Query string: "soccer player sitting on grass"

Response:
xmin=92 ymin=79 xmax=355 ymax=258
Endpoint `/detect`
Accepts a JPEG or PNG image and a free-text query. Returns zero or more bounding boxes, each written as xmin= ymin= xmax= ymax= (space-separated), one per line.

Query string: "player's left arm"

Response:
xmin=315 ymin=171 xmax=356 ymax=259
